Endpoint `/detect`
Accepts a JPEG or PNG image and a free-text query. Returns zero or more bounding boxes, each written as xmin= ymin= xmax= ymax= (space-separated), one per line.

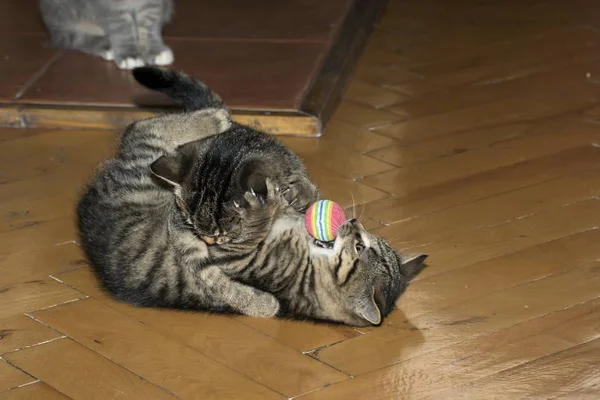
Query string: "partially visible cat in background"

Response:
xmin=39 ymin=0 xmax=174 ymax=69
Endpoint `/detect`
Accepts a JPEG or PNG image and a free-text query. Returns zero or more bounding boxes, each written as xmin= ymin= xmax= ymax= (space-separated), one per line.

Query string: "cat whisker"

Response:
xmin=385 ymin=233 xmax=416 ymax=248
xmin=348 ymin=189 xmax=357 ymax=219
xmin=358 ymin=197 xmax=367 ymax=222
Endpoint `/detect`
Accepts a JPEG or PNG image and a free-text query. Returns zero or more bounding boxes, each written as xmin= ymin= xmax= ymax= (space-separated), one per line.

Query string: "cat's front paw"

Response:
xmin=282 ymin=179 xmax=320 ymax=212
xmin=117 ymin=57 xmax=145 ymax=70
xmin=237 ymin=178 xmax=282 ymax=217
xmin=242 ymin=291 xmax=280 ymax=318
xmin=153 ymin=48 xmax=174 ymax=66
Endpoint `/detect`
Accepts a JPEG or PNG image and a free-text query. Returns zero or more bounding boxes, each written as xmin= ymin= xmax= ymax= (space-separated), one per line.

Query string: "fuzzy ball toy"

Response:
xmin=305 ymin=200 xmax=346 ymax=242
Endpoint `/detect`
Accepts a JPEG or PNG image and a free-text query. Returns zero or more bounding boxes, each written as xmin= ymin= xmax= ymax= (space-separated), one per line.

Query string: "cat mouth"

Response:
xmin=313 ymin=238 xmax=334 ymax=250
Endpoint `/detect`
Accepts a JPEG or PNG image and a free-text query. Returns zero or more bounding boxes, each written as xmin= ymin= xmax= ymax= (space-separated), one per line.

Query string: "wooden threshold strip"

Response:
xmin=0 ymin=104 xmax=321 ymax=137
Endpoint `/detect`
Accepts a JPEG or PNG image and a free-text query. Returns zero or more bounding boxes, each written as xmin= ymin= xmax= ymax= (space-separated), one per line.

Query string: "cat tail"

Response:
xmin=132 ymin=67 xmax=224 ymax=110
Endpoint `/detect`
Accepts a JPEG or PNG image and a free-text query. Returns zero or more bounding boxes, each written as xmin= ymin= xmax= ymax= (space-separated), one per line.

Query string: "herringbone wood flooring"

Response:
xmin=2 ymin=1 xmax=600 ymax=398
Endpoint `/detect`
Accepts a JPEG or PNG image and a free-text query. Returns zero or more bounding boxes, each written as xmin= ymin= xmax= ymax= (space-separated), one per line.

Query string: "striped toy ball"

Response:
xmin=304 ymin=200 xmax=346 ymax=242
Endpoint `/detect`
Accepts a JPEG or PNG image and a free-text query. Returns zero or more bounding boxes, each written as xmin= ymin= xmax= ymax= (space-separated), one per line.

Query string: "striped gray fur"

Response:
xmin=39 ymin=0 xmax=174 ymax=69
xmin=77 ymin=109 xmax=286 ymax=317
xmin=76 ymin=67 xmax=428 ymax=326
xmin=132 ymin=67 xmax=321 ymax=247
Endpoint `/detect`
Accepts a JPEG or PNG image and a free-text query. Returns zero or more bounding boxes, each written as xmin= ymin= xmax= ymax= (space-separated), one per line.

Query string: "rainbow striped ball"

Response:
xmin=305 ymin=200 xmax=346 ymax=242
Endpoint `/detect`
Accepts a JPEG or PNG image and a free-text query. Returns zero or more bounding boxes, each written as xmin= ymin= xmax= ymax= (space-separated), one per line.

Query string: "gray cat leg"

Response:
xmin=46 ymin=27 xmax=112 ymax=60
xmin=136 ymin=4 xmax=173 ymax=65
xmin=144 ymin=30 xmax=174 ymax=66
xmin=104 ymin=13 xmax=144 ymax=69
xmin=118 ymin=109 xmax=231 ymax=156
xmin=197 ymin=266 xmax=280 ymax=318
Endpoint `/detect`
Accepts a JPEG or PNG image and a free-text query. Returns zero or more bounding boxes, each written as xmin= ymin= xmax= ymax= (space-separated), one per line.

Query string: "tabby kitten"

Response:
xmin=78 ymin=109 xmax=286 ymax=317
xmin=39 ymin=0 xmax=174 ymax=69
xmin=233 ymin=213 xmax=428 ymax=326
xmin=77 ymin=68 xmax=427 ymax=325
xmin=132 ymin=66 xmax=320 ymax=246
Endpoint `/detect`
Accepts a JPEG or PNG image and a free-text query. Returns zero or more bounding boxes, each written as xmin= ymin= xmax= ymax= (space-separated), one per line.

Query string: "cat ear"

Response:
xmin=355 ymin=292 xmax=382 ymax=325
xmin=401 ymin=254 xmax=428 ymax=280
xmin=151 ymin=141 xmax=200 ymax=186
xmin=151 ymin=154 xmax=184 ymax=186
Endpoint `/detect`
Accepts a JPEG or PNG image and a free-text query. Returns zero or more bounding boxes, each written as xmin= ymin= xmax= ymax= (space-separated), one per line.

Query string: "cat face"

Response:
xmin=318 ymin=219 xmax=427 ymax=326
xmin=185 ymin=190 xmax=241 ymax=245
xmin=151 ymin=140 xmax=273 ymax=245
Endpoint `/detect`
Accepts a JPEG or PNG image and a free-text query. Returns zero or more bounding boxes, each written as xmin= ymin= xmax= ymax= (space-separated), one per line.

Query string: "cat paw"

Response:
xmin=243 ymin=292 xmax=280 ymax=318
xmin=192 ymin=108 xmax=231 ymax=132
xmin=213 ymin=109 xmax=232 ymax=132
xmin=282 ymin=179 xmax=320 ymax=212
xmin=153 ymin=48 xmax=174 ymax=66
xmin=100 ymin=50 xmax=114 ymax=61
xmin=117 ymin=57 xmax=145 ymax=70
xmin=241 ymin=178 xmax=282 ymax=211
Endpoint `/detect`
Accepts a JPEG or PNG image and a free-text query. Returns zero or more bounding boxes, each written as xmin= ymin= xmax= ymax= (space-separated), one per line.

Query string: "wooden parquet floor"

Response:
xmin=2 ymin=0 xmax=600 ymax=399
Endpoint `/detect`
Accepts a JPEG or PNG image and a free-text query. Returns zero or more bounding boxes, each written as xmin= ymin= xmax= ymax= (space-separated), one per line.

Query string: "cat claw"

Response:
xmin=242 ymin=179 xmax=282 ymax=211
xmin=233 ymin=200 xmax=240 ymax=209
xmin=243 ymin=191 xmax=261 ymax=208
xmin=264 ymin=179 xmax=283 ymax=205
xmin=117 ymin=57 xmax=145 ymax=70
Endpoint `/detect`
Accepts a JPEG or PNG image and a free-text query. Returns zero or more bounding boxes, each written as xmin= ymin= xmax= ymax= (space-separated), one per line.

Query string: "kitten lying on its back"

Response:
xmin=39 ymin=0 xmax=174 ymax=69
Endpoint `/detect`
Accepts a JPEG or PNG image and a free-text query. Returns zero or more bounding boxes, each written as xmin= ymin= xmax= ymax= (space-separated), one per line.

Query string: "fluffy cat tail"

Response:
xmin=132 ymin=67 xmax=224 ymax=110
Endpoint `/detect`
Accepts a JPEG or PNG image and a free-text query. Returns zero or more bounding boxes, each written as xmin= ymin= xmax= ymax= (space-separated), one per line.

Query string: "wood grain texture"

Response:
xmin=4 ymin=338 xmax=177 ymax=400
xmin=433 ymin=338 xmax=600 ymax=400
xmin=0 ymin=279 xmax=84 ymax=320
xmin=0 ymin=244 xmax=85 ymax=289
xmin=314 ymin=262 xmax=600 ymax=376
xmin=54 ymin=268 xmax=349 ymax=398
xmin=0 ymin=106 xmax=321 ymax=137
xmin=2 ymin=0 xmax=600 ymax=398
xmin=0 ymin=382 xmax=70 ymax=400
xmin=31 ymin=298 xmax=285 ymax=400
xmin=0 ymin=314 xmax=61 ymax=355
xmin=0 ymin=359 xmax=34 ymax=392
xmin=298 ymin=297 xmax=600 ymax=400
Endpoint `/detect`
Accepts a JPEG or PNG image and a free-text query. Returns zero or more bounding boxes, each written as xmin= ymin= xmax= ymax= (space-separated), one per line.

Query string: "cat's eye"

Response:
xmin=355 ymin=242 xmax=365 ymax=252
